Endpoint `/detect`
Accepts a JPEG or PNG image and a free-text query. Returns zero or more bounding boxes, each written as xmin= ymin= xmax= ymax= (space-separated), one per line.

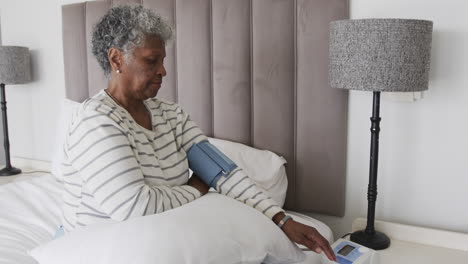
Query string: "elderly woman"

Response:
xmin=60 ymin=5 xmax=335 ymax=261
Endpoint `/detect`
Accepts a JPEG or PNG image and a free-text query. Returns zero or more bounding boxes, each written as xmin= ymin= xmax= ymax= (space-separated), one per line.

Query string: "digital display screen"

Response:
xmin=338 ymin=245 xmax=355 ymax=256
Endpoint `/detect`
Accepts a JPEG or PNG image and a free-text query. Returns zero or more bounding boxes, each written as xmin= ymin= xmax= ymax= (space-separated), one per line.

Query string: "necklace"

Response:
xmin=104 ymin=89 xmax=152 ymax=128
xmin=104 ymin=89 xmax=125 ymax=108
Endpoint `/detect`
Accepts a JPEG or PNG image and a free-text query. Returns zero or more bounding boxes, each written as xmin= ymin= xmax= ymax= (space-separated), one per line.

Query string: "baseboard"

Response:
xmin=352 ymin=218 xmax=468 ymax=251
xmin=10 ymin=157 xmax=51 ymax=172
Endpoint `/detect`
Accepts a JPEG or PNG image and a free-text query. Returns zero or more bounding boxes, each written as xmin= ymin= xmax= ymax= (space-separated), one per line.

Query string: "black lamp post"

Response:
xmin=329 ymin=19 xmax=433 ymax=250
xmin=0 ymin=46 xmax=31 ymax=176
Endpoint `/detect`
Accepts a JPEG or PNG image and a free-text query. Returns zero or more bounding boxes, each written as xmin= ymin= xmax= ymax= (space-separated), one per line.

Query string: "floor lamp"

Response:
xmin=0 ymin=46 xmax=31 ymax=176
xmin=329 ymin=19 xmax=433 ymax=250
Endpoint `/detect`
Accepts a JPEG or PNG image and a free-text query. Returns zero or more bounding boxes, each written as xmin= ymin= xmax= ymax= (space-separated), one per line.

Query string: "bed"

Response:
xmin=0 ymin=171 xmax=332 ymax=264
xmin=0 ymin=0 xmax=348 ymax=263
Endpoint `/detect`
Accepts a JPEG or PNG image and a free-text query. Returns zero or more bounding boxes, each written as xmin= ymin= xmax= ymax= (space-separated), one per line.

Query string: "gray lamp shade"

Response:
xmin=0 ymin=46 xmax=31 ymax=85
xmin=329 ymin=19 xmax=433 ymax=92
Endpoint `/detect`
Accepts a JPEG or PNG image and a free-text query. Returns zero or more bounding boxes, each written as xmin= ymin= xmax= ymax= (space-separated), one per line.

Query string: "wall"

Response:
xmin=0 ymin=0 xmax=84 ymax=163
xmin=309 ymin=0 xmax=468 ymax=238
xmin=1 ymin=0 xmax=467 ymax=239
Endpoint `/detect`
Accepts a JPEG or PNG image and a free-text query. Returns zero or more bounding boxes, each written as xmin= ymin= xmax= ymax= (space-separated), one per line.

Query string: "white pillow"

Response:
xmin=30 ymin=193 xmax=305 ymax=264
xmin=51 ymin=99 xmax=80 ymax=181
xmin=208 ymin=137 xmax=288 ymax=207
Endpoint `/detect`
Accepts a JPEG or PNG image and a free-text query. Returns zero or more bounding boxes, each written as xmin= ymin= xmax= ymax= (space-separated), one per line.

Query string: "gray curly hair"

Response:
xmin=91 ymin=5 xmax=173 ymax=76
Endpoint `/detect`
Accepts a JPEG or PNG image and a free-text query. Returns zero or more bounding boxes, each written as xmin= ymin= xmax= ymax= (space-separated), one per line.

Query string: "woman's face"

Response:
xmin=119 ymin=35 xmax=167 ymax=100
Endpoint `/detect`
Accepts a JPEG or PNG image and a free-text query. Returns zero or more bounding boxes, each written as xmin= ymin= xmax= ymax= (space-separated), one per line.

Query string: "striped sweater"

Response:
xmin=60 ymin=90 xmax=283 ymax=231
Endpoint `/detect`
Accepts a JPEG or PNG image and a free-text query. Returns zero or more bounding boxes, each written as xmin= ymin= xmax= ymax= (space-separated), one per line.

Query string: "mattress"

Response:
xmin=0 ymin=173 xmax=331 ymax=264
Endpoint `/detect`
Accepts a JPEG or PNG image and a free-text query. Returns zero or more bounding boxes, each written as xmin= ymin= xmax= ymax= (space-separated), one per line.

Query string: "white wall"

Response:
xmin=0 ymin=0 xmax=83 ymax=162
xmin=309 ymin=0 xmax=468 ymax=238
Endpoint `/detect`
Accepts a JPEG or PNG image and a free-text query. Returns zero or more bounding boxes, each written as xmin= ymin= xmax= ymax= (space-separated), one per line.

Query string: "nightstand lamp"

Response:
xmin=329 ymin=19 xmax=433 ymax=249
xmin=0 ymin=46 xmax=31 ymax=176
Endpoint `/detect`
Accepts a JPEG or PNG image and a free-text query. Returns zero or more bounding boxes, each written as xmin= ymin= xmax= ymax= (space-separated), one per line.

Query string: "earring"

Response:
xmin=116 ymin=69 xmax=121 ymax=73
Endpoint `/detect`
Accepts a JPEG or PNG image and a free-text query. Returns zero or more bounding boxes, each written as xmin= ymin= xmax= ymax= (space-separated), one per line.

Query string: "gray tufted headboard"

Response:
xmin=62 ymin=0 xmax=348 ymax=216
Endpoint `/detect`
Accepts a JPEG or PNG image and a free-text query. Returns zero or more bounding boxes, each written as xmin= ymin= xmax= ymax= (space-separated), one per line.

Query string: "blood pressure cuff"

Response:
xmin=187 ymin=140 xmax=237 ymax=188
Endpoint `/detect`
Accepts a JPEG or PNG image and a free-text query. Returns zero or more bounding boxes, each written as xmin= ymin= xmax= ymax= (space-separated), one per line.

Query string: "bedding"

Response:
xmin=208 ymin=137 xmax=288 ymax=207
xmin=0 ymin=173 xmax=332 ymax=264
xmin=0 ymin=173 xmax=62 ymax=264
xmin=30 ymin=193 xmax=304 ymax=264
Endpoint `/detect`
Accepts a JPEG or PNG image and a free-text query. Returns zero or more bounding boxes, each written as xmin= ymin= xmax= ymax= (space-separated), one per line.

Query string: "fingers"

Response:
xmin=299 ymin=236 xmax=320 ymax=252
xmin=321 ymin=243 xmax=336 ymax=262
xmin=305 ymin=239 xmax=335 ymax=261
xmin=305 ymin=232 xmax=336 ymax=261
xmin=283 ymin=220 xmax=336 ymax=261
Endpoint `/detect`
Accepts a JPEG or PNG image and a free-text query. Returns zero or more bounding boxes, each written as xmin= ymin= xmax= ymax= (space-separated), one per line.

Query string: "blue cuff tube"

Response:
xmin=187 ymin=141 xmax=237 ymax=188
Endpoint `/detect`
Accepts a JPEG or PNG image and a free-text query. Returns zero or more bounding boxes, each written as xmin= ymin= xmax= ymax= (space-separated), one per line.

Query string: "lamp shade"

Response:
xmin=329 ymin=19 xmax=433 ymax=92
xmin=0 ymin=46 xmax=31 ymax=85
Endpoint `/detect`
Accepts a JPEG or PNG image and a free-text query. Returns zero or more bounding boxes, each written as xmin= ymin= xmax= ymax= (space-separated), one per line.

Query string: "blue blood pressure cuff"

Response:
xmin=187 ymin=141 xmax=237 ymax=188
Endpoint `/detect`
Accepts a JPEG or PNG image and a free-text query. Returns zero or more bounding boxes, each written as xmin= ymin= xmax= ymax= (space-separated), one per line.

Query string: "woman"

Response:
xmin=60 ymin=5 xmax=335 ymax=261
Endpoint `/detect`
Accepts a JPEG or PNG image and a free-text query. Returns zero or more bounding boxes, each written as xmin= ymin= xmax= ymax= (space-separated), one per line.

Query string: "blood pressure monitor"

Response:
xmin=321 ymin=239 xmax=379 ymax=264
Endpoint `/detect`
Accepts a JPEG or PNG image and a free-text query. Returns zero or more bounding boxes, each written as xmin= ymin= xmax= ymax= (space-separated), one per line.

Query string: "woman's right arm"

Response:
xmin=64 ymin=108 xmax=202 ymax=221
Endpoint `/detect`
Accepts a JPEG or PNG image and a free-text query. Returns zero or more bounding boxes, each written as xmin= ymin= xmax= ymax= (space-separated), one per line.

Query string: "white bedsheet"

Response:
xmin=0 ymin=174 xmax=62 ymax=264
xmin=0 ymin=174 xmax=331 ymax=264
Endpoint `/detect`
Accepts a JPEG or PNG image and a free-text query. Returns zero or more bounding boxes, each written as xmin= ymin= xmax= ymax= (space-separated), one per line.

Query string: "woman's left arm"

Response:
xmin=273 ymin=212 xmax=336 ymax=261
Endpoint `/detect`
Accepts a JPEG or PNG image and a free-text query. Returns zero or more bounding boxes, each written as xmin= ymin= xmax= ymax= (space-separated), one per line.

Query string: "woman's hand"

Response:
xmin=187 ymin=174 xmax=210 ymax=196
xmin=274 ymin=213 xmax=336 ymax=261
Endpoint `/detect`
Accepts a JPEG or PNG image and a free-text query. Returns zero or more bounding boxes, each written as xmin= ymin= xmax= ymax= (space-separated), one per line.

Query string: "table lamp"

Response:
xmin=329 ymin=19 xmax=433 ymax=249
xmin=0 ymin=46 xmax=31 ymax=176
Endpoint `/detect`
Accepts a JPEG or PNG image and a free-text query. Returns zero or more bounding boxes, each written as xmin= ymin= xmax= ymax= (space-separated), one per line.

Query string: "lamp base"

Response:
xmin=0 ymin=166 xmax=21 ymax=176
xmin=350 ymin=230 xmax=390 ymax=250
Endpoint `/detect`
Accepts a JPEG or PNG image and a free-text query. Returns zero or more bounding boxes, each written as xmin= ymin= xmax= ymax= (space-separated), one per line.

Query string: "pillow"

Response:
xmin=50 ymin=99 xmax=80 ymax=181
xmin=208 ymin=137 xmax=288 ymax=207
xmin=30 ymin=193 xmax=305 ymax=264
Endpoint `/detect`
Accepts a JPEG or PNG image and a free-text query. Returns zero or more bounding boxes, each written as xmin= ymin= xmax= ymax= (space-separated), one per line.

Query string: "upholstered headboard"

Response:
xmin=62 ymin=0 xmax=348 ymax=216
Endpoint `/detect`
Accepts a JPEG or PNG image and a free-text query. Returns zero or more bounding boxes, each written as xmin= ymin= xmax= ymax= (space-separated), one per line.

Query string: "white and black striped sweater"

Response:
xmin=60 ymin=90 xmax=283 ymax=232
